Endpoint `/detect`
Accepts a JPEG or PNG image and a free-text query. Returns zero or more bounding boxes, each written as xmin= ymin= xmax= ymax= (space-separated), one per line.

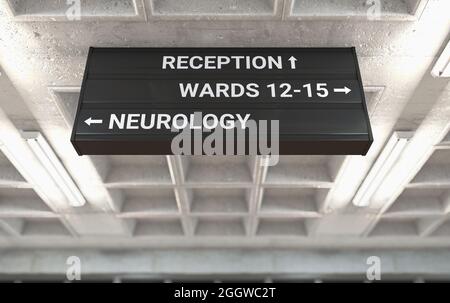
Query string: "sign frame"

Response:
xmin=71 ymin=47 xmax=373 ymax=155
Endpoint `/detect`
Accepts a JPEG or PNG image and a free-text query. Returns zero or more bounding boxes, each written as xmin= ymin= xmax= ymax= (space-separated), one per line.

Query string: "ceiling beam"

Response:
xmin=1 ymin=248 xmax=450 ymax=279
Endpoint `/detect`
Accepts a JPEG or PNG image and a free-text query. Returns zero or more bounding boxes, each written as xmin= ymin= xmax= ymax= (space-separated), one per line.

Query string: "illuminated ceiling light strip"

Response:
xmin=431 ymin=40 xmax=450 ymax=78
xmin=22 ymin=132 xmax=86 ymax=207
xmin=353 ymin=131 xmax=413 ymax=207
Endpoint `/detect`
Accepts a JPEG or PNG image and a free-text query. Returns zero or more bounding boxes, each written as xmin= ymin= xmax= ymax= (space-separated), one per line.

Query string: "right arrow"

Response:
xmin=334 ymin=86 xmax=351 ymax=94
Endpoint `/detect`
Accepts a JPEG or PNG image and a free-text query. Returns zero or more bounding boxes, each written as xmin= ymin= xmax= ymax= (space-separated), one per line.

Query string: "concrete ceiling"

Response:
xmin=0 ymin=0 xmax=449 ymax=260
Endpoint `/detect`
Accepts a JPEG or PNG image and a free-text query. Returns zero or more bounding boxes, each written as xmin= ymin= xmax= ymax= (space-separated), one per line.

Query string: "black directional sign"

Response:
xmin=71 ymin=47 xmax=373 ymax=155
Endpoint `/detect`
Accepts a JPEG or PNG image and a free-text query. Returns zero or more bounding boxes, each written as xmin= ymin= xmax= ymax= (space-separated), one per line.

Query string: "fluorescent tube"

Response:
xmin=22 ymin=132 xmax=86 ymax=207
xmin=353 ymin=131 xmax=413 ymax=207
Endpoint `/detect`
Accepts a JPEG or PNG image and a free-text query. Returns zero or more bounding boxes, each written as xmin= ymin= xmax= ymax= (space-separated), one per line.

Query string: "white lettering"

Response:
xmin=179 ymin=83 xmax=199 ymax=97
xmin=158 ymin=114 xmax=171 ymax=129
xmin=162 ymin=55 xmax=286 ymax=70
xmin=269 ymin=56 xmax=283 ymax=69
xmin=247 ymin=83 xmax=259 ymax=97
xmin=162 ymin=56 xmax=175 ymax=69
xmin=109 ymin=114 xmax=126 ymax=129
xmin=216 ymin=83 xmax=229 ymax=98
xmin=127 ymin=114 xmax=140 ymax=130
xmin=220 ymin=114 xmax=235 ymax=129
xmin=217 ymin=56 xmax=231 ymax=69
xmin=141 ymin=114 xmax=155 ymax=129
xmin=236 ymin=114 xmax=251 ymax=129
xmin=173 ymin=114 xmax=188 ymax=129
xmin=178 ymin=83 xmax=260 ymax=98
xmin=203 ymin=114 xmax=219 ymax=129
xmin=204 ymin=56 xmax=215 ymax=69
xmin=176 ymin=56 xmax=189 ymax=69
xmin=199 ymin=84 xmax=214 ymax=98
xmin=108 ymin=113 xmax=252 ymax=131
xmin=231 ymin=56 xmax=244 ymax=69
xmin=190 ymin=56 xmax=203 ymax=69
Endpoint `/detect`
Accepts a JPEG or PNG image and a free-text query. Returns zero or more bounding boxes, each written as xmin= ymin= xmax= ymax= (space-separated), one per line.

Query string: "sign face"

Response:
xmin=71 ymin=48 xmax=373 ymax=155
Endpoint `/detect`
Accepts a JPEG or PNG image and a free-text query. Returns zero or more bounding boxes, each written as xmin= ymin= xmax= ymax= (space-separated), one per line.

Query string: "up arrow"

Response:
xmin=84 ymin=117 xmax=103 ymax=126
xmin=334 ymin=86 xmax=352 ymax=94
xmin=288 ymin=56 xmax=298 ymax=69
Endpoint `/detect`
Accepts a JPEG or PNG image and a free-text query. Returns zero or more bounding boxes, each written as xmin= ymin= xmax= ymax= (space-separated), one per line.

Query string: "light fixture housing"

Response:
xmin=431 ymin=40 xmax=450 ymax=78
xmin=353 ymin=131 xmax=413 ymax=207
xmin=22 ymin=131 xmax=86 ymax=207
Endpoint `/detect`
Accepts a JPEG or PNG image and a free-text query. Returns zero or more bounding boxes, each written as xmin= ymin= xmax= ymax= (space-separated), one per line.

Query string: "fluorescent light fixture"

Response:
xmin=431 ymin=40 xmax=450 ymax=78
xmin=353 ymin=131 xmax=413 ymax=207
xmin=22 ymin=132 xmax=86 ymax=207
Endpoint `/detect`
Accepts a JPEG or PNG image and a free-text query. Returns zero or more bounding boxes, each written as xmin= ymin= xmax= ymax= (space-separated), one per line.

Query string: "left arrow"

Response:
xmin=84 ymin=117 xmax=103 ymax=126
